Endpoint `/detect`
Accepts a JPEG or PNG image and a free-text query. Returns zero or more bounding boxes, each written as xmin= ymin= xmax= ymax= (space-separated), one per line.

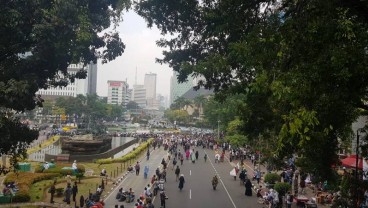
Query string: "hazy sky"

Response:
xmin=96 ymin=10 xmax=173 ymax=98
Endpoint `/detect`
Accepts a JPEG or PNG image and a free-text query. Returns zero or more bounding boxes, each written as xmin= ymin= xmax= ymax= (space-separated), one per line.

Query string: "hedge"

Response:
xmin=274 ymin=182 xmax=291 ymax=196
xmin=96 ymin=138 xmax=154 ymax=164
xmin=264 ymin=173 xmax=281 ymax=184
xmin=4 ymin=172 xmax=60 ymax=202
xmin=34 ymin=164 xmax=85 ymax=176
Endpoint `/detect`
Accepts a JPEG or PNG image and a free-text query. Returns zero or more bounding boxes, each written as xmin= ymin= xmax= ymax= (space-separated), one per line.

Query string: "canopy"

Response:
xmin=340 ymin=155 xmax=363 ymax=169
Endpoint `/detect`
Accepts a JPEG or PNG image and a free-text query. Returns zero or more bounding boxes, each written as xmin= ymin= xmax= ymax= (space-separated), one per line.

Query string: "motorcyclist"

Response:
xmin=212 ymin=175 xmax=219 ymax=190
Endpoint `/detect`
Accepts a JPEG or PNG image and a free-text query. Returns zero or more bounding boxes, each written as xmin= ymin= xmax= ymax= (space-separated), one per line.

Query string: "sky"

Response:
xmin=96 ymin=10 xmax=173 ymax=98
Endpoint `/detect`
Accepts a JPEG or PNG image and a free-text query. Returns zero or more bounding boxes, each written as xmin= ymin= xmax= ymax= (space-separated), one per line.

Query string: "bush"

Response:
xmin=264 ymin=173 xmax=281 ymax=184
xmin=12 ymin=191 xmax=31 ymax=202
xmin=4 ymin=172 xmax=59 ymax=202
xmin=274 ymin=182 xmax=291 ymax=196
xmin=34 ymin=164 xmax=85 ymax=176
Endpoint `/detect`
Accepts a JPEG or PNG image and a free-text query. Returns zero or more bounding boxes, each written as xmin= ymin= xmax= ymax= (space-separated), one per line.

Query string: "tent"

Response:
xmin=340 ymin=155 xmax=363 ymax=169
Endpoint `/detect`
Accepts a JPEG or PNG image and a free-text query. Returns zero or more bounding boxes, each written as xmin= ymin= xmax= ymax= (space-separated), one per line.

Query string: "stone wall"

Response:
xmin=45 ymin=137 xmax=139 ymax=162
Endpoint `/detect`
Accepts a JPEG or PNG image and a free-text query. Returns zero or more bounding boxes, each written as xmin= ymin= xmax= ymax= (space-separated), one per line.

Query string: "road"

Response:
xmin=104 ymin=145 xmax=265 ymax=208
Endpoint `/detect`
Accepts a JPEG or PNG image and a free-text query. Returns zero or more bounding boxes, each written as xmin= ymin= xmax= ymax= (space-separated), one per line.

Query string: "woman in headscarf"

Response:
xmin=244 ymin=179 xmax=253 ymax=196
xmin=178 ymin=174 xmax=185 ymax=191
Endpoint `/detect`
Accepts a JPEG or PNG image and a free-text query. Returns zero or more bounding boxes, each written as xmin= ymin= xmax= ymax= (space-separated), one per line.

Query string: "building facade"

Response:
xmin=37 ymin=63 xmax=97 ymax=97
xmin=170 ymin=71 xmax=194 ymax=105
xmin=107 ymin=80 xmax=129 ymax=106
xmin=132 ymin=84 xmax=147 ymax=108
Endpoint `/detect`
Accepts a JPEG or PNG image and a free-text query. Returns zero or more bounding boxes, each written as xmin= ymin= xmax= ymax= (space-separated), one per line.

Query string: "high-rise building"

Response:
xmin=107 ymin=80 xmax=129 ymax=106
xmin=133 ymin=85 xmax=146 ymax=108
xmin=86 ymin=63 xmax=97 ymax=94
xmin=170 ymin=71 xmax=194 ymax=105
xmin=37 ymin=63 xmax=97 ymax=98
xmin=144 ymin=73 xmax=157 ymax=98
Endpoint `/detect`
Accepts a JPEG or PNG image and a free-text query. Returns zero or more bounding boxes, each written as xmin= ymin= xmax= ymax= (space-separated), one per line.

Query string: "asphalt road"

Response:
xmin=103 ymin=145 xmax=265 ymax=208
xmin=152 ymin=147 xmax=264 ymax=208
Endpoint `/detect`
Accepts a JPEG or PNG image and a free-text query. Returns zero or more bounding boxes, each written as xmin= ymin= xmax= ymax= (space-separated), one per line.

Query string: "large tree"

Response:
xmin=0 ymin=0 xmax=130 ymax=159
xmin=136 ymin=0 xmax=368 ymax=182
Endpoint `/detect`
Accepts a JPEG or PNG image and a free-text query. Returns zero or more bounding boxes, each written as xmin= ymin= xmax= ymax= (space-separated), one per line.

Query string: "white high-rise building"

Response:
xmin=133 ymin=85 xmax=146 ymax=108
xmin=107 ymin=80 xmax=129 ymax=106
xmin=170 ymin=71 xmax=194 ymax=105
xmin=37 ymin=63 xmax=97 ymax=97
xmin=144 ymin=73 xmax=158 ymax=109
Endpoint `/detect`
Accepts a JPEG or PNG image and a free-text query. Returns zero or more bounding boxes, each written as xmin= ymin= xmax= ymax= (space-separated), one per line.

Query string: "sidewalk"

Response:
xmin=225 ymin=152 xmax=329 ymax=208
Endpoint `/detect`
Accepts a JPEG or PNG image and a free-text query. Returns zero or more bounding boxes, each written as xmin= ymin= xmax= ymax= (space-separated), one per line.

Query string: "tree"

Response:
xmin=0 ymin=0 xmax=130 ymax=160
xmin=126 ymin=101 xmax=140 ymax=111
xmin=171 ymin=97 xmax=192 ymax=110
xmin=136 ymin=0 xmax=368 ymax=183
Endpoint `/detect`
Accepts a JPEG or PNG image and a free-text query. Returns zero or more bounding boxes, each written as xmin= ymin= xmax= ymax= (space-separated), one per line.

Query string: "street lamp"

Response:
xmin=355 ymin=128 xmax=366 ymax=208
xmin=217 ymin=120 xmax=220 ymax=140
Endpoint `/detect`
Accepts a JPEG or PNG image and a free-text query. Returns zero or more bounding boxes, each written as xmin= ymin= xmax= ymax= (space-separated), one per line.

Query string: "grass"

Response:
xmin=29 ymin=153 xmax=144 ymax=204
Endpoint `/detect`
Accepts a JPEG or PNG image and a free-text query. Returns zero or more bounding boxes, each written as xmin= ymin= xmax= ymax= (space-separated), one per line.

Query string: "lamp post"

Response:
xmin=217 ymin=120 xmax=220 ymax=140
xmin=355 ymin=128 xmax=366 ymax=208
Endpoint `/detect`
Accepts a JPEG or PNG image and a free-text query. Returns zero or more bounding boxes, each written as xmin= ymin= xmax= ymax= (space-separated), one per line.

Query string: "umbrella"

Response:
xmin=340 ymin=155 xmax=363 ymax=169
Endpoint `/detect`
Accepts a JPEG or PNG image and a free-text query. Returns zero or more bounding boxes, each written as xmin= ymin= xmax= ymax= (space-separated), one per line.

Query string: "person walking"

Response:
xmin=144 ymin=165 xmax=149 ymax=179
xmin=50 ymin=182 xmax=56 ymax=203
xmin=180 ymin=155 xmax=184 ymax=165
xmin=135 ymin=161 xmax=140 ymax=176
xmin=175 ymin=166 xmax=180 ymax=181
xmin=178 ymin=174 xmax=185 ymax=191
xmin=195 ymin=150 xmax=199 ymax=160
xmin=172 ymin=158 xmax=177 ymax=170
xmin=64 ymin=183 xmax=72 ymax=204
xmin=72 ymin=182 xmax=78 ymax=202
xmin=244 ymin=179 xmax=252 ymax=196
xmin=79 ymin=195 xmax=85 ymax=207
xmin=160 ymin=190 xmax=167 ymax=208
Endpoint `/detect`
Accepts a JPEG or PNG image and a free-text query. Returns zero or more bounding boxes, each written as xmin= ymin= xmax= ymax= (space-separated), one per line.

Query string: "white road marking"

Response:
xmin=190 ymin=169 xmax=192 ymax=176
xmin=190 ymin=189 xmax=192 ymax=199
xmin=205 ymin=150 xmax=237 ymax=208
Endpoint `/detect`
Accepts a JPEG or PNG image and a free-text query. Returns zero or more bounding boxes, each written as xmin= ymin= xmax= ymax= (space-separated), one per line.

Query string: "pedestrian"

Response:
xmin=195 ymin=150 xmax=199 ymax=160
xmin=180 ymin=155 xmax=184 ymax=165
xmin=286 ymin=191 xmax=293 ymax=208
xmin=178 ymin=174 xmax=185 ymax=191
xmin=135 ymin=161 xmax=140 ymax=176
xmin=144 ymin=165 xmax=149 ymax=179
xmin=160 ymin=190 xmax=167 ymax=208
xmin=244 ymin=179 xmax=252 ymax=196
xmin=175 ymin=166 xmax=180 ymax=181
xmin=64 ymin=183 xmax=72 ymax=204
xmin=255 ymin=170 xmax=261 ymax=185
xmin=72 ymin=181 xmax=78 ymax=202
xmin=50 ymin=182 xmax=56 ymax=203
xmin=79 ymin=195 xmax=84 ymax=208
xmin=172 ymin=158 xmax=177 ymax=170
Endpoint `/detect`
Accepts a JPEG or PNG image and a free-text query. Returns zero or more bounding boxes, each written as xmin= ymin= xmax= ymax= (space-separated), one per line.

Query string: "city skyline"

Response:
xmin=96 ymin=10 xmax=173 ymax=99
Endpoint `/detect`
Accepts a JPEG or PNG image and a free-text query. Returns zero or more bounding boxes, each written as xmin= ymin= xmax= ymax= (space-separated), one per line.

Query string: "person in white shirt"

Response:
xmin=72 ymin=160 xmax=77 ymax=170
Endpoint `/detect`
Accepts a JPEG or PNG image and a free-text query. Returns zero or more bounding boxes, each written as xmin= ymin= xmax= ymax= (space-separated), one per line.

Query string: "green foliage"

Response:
xmin=273 ymin=182 xmax=291 ymax=197
xmin=4 ymin=172 xmax=60 ymax=202
xmin=34 ymin=164 xmax=85 ymax=176
xmin=96 ymin=138 xmax=154 ymax=164
xmin=264 ymin=173 xmax=281 ymax=184
xmin=0 ymin=0 xmax=131 ymax=158
xmin=164 ymin=109 xmax=189 ymax=125
xmin=135 ymin=0 xmax=368 ymax=181
xmin=12 ymin=191 xmax=31 ymax=202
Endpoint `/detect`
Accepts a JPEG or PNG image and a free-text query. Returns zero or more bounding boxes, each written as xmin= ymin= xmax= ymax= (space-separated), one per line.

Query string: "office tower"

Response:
xmin=107 ymin=80 xmax=129 ymax=105
xmin=37 ymin=63 xmax=97 ymax=98
xmin=170 ymin=71 xmax=194 ymax=105
xmin=133 ymin=84 xmax=147 ymax=108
